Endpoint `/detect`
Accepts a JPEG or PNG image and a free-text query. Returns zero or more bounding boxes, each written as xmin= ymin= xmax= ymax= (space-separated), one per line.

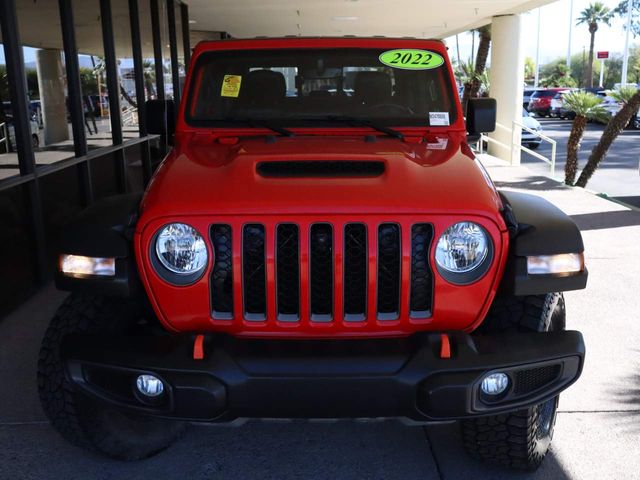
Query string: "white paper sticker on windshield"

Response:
xmin=429 ymin=112 xmax=449 ymax=126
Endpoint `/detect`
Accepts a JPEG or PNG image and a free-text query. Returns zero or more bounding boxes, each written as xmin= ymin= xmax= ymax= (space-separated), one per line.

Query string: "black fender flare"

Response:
xmin=55 ymin=194 xmax=142 ymax=297
xmin=499 ymin=190 xmax=588 ymax=295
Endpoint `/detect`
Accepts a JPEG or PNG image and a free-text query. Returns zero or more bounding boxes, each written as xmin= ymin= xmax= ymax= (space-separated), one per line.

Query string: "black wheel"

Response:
xmin=528 ymin=142 xmax=540 ymax=150
xmin=32 ymin=134 xmax=39 ymax=149
xmin=37 ymin=294 xmax=186 ymax=460
xmin=462 ymin=293 xmax=565 ymax=470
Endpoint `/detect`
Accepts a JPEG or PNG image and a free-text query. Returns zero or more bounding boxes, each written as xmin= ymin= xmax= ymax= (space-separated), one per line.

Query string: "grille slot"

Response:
xmin=343 ymin=224 xmax=368 ymax=321
xmin=309 ymin=224 xmax=334 ymax=321
xmin=242 ymin=224 xmax=266 ymax=320
xmin=276 ymin=224 xmax=300 ymax=321
xmin=410 ymin=224 xmax=434 ymax=318
xmin=210 ymin=224 xmax=234 ymax=319
xmin=377 ymin=224 xmax=401 ymax=320
xmin=257 ymin=160 xmax=385 ymax=178
xmin=514 ymin=365 xmax=561 ymax=395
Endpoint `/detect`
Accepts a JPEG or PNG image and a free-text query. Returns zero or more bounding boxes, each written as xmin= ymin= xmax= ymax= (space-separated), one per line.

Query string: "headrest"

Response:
xmin=240 ymin=69 xmax=286 ymax=107
xmin=354 ymin=71 xmax=392 ymax=104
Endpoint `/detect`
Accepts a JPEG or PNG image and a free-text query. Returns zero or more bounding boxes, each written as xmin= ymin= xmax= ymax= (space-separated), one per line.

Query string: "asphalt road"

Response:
xmin=520 ymin=117 xmax=640 ymax=207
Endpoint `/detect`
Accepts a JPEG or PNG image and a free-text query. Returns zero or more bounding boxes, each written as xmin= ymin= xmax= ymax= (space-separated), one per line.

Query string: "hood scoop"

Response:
xmin=256 ymin=160 xmax=385 ymax=178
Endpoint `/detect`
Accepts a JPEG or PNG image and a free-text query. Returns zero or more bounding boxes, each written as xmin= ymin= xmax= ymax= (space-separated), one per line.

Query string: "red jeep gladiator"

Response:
xmin=39 ymin=37 xmax=587 ymax=470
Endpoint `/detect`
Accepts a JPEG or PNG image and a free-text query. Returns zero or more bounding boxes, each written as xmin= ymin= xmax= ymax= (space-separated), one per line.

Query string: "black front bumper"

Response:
xmin=63 ymin=331 xmax=585 ymax=423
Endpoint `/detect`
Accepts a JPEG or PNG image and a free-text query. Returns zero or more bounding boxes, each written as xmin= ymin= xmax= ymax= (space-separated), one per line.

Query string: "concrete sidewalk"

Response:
xmin=1 ymin=156 xmax=639 ymax=479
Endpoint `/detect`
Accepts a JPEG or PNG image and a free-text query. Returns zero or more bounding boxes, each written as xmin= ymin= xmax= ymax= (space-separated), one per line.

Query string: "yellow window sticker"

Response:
xmin=221 ymin=75 xmax=242 ymax=98
xmin=379 ymin=49 xmax=444 ymax=70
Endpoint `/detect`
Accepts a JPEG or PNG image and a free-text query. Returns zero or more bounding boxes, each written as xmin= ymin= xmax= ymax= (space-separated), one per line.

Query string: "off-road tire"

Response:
xmin=462 ymin=293 xmax=565 ymax=470
xmin=37 ymin=294 xmax=186 ymax=460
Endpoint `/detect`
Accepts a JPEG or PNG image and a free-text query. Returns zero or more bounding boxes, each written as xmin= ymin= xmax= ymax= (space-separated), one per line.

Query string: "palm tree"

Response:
xmin=143 ymin=60 xmax=157 ymax=99
xmin=576 ymin=87 xmax=640 ymax=187
xmin=461 ymin=25 xmax=491 ymax=113
xmin=561 ymin=91 xmax=608 ymax=185
xmin=577 ymin=2 xmax=613 ymax=88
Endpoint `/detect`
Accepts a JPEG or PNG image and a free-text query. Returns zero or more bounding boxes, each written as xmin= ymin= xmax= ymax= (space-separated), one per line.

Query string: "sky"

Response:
xmin=445 ymin=0 xmax=635 ymax=66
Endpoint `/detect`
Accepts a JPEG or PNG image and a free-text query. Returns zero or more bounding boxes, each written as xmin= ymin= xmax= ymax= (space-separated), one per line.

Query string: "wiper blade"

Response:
xmin=324 ymin=115 xmax=404 ymax=139
xmin=223 ymin=118 xmax=295 ymax=137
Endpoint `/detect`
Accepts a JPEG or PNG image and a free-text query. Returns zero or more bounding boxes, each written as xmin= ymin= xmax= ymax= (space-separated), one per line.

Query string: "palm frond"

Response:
xmin=563 ymin=91 xmax=609 ymax=122
xmin=610 ymin=86 xmax=639 ymax=103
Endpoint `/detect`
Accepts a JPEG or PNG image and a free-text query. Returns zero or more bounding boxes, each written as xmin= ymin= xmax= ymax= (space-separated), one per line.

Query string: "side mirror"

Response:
xmin=466 ymin=97 xmax=496 ymax=140
xmin=146 ymin=99 xmax=175 ymax=136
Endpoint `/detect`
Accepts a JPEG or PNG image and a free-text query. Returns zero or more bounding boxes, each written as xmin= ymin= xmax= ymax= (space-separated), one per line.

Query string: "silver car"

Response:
xmin=521 ymin=108 xmax=542 ymax=150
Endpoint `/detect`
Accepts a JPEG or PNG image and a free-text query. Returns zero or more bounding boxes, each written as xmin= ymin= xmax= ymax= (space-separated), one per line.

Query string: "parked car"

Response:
xmin=39 ymin=37 xmax=588 ymax=472
xmin=550 ymin=90 xmax=574 ymax=118
xmin=3 ymin=116 xmax=40 ymax=150
xmin=528 ymin=88 xmax=568 ymax=117
xmin=521 ymin=108 xmax=542 ymax=149
xmin=523 ymin=88 xmax=539 ymax=110
xmin=601 ymin=95 xmax=622 ymax=119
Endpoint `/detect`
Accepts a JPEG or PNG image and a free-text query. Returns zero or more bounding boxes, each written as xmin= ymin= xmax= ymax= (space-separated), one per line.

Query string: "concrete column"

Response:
xmin=35 ymin=49 xmax=69 ymax=145
xmin=488 ymin=15 xmax=524 ymax=164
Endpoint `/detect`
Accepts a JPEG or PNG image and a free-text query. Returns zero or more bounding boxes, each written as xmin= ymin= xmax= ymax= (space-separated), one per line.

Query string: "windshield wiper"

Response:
xmin=223 ymin=118 xmax=295 ymax=137
xmin=322 ymin=115 xmax=404 ymax=140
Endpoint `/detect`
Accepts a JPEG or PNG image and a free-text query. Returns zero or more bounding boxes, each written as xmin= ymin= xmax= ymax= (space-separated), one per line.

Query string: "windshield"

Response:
xmin=186 ymin=48 xmax=457 ymax=128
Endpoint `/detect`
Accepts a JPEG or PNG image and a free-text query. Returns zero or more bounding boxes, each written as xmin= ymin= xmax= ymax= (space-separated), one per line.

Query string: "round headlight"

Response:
xmin=435 ymin=222 xmax=489 ymax=274
xmin=155 ymin=223 xmax=208 ymax=275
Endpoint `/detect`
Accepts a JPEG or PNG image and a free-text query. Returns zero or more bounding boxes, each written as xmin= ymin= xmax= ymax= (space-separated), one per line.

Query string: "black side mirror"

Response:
xmin=146 ymin=99 xmax=175 ymax=136
xmin=466 ymin=97 xmax=496 ymax=141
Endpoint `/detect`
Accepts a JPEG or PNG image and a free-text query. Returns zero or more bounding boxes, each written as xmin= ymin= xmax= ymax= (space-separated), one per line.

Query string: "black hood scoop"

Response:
xmin=256 ymin=160 xmax=385 ymax=178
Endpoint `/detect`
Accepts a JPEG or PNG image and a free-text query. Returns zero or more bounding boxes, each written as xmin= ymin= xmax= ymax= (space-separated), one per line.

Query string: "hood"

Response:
xmin=522 ymin=115 xmax=541 ymax=130
xmin=139 ymin=133 xmax=505 ymax=227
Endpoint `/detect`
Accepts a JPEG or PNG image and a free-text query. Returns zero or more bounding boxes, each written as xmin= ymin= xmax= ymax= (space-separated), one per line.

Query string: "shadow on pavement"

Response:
xmin=0 ymin=421 xmax=441 ymax=480
xmin=425 ymin=423 xmax=574 ymax=480
xmin=495 ymin=176 xmax=567 ymax=192
xmin=570 ymin=210 xmax=640 ymax=231
xmin=613 ymin=196 xmax=640 ymax=209
xmin=613 ymin=353 xmax=640 ymax=433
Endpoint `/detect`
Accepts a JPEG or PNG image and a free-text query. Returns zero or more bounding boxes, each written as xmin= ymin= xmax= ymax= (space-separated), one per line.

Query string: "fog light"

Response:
xmin=60 ymin=254 xmax=115 ymax=277
xmin=527 ymin=253 xmax=584 ymax=275
xmin=481 ymin=372 xmax=509 ymax=396
xmin=136 ymin=374 xmax=164 ymax=397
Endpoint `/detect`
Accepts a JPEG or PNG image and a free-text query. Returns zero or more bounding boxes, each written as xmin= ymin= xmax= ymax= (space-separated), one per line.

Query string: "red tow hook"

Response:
xmin=193 ymin=334 xmax=205 ymax=360
xmin=440 ymin=334 xmax=451 ymax=359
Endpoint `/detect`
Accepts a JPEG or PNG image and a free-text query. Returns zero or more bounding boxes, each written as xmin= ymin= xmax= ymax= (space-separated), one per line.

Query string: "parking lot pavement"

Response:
xmin=1 ymin=156 xmax=639 ymax=479
xmin=520 ymin=118 xmax=640 ymax=206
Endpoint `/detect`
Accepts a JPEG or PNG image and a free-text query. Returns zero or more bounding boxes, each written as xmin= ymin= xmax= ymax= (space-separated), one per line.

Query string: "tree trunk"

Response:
xmin=586 ymin=27 xmax=596 ymax=88
xmin=564 ymin=115 xmax=587 ymax=185
xmin=461 ymin=26 xmax=491 ymax=114
xmin=120 ymin=84 xmax=137 ymax=108
xmin=576 ymin=91 xmax=640 ymax=187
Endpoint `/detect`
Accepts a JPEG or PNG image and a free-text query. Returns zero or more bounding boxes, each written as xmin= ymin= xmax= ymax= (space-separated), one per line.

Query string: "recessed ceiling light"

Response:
xmin=332 ymin=16 xmax=359 ymax=21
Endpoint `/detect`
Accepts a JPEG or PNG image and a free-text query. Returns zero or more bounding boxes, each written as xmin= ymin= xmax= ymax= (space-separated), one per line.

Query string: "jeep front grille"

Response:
xmin=208 ymin=220 xmax=434 ymax=327
xmin=276 ymin=224 xmax=300 ymax=321
xmin=210 ymin=224 xmax=234 ymax=319
xmin=242 ymin=224 xmax=267 ymax=320
xmin=343 ymin=224 xmax=367 ymax=321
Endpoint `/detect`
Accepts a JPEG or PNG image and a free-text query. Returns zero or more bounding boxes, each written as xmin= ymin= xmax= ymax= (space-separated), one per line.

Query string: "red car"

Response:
xmin=528 ymin=88 xmax=569 ymax=117
xmin=39 ymin=37 xmax=587 ymax=471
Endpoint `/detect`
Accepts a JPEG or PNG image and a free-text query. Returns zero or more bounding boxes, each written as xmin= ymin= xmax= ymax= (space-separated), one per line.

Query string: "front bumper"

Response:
xmin=63 ymin=331 xmax=585 ymax=423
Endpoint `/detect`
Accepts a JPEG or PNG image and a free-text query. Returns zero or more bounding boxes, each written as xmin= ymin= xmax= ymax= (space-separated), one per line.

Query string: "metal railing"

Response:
xmin=476 ymin=120 xmax=557 ymax=177
xmin=121 ymin=106 xmax=138 ymax=127
xmin=0 ymin=122 xmax=8 ymax=151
